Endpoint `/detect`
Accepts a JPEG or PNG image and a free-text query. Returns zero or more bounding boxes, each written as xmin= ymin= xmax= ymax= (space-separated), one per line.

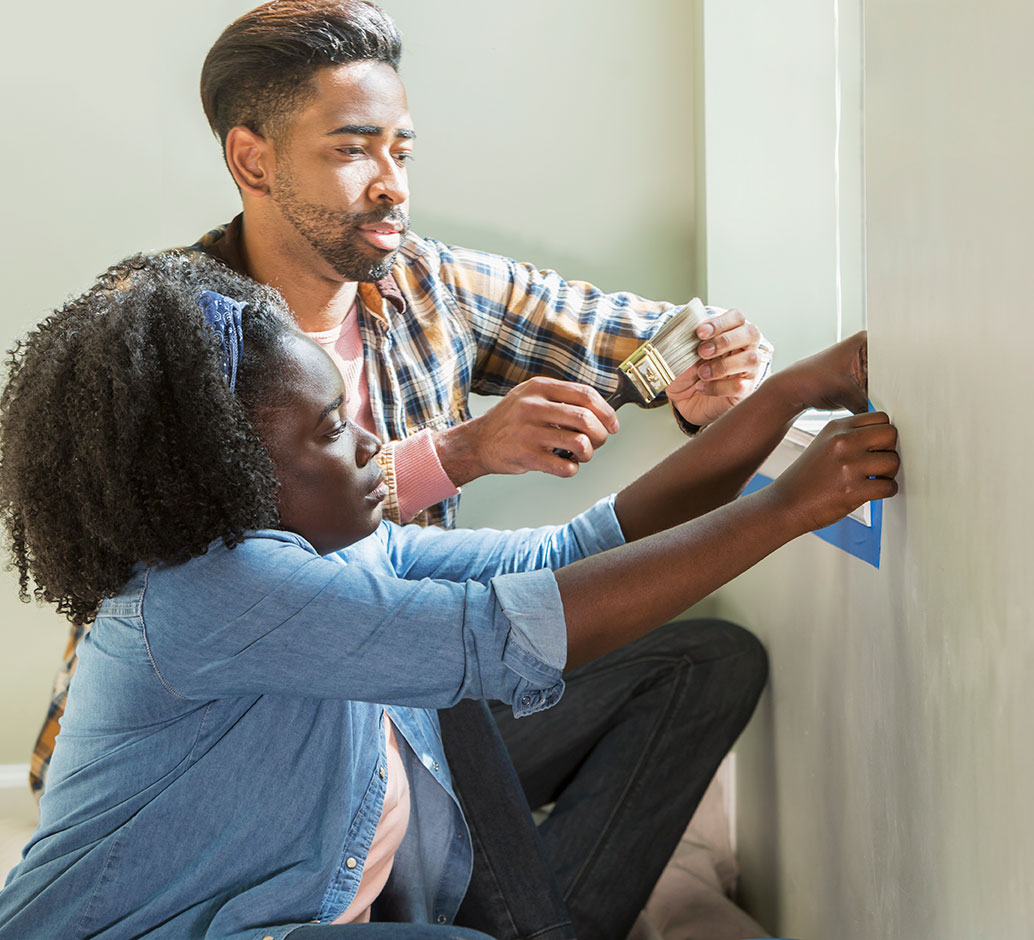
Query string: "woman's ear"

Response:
xmin=225 ymin=126 xmax=274 ymax=197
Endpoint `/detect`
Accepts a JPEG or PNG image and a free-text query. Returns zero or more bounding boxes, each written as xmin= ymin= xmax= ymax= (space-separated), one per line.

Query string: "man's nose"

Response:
xmin=369 ymin=157 xmax=408 ymax=205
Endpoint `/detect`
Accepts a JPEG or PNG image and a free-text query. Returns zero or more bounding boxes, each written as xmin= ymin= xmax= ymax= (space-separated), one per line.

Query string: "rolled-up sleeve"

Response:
xmin=492 ymin=568 xmax=567 ymax=717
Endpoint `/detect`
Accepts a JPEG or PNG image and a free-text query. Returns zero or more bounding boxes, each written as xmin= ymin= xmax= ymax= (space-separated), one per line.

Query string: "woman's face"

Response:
xmin=258 ymin=333 xmax=387 ymax=554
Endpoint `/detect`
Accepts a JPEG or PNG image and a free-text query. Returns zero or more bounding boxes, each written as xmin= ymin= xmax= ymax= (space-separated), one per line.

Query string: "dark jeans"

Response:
xmin=288 ymin=926 xmax=494 ymax=939
xmin=448 ymin=619 xmax=768 ymax=940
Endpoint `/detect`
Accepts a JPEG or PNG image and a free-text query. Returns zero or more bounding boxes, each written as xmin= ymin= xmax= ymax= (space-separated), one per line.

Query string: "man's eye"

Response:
xmin=393 ymin=152 xmax=415 ymax=166
xmin=326 ymin=421 xmax=348 ymax=440
xmin=337 ymin=147 xmax=365 ymax=157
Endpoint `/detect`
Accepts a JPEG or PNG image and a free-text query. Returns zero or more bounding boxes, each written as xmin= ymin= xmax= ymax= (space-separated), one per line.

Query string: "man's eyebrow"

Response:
xmin=327 ymin=124 xmax=416 ymax=140
xmin=316 ymin=395 xmax=344 ymax=428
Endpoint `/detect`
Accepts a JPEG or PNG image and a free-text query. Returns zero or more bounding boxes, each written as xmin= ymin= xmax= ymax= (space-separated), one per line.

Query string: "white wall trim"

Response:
xmin=723 ymin=752 xmax=738 ymax=856
xmin=0 ymin=765 xmax=29 ymax=790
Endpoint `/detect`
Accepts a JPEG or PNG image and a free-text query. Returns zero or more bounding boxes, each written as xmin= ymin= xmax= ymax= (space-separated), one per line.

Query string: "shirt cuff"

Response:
xmin=566 ymin=494 xmax=627 ymax=555
xmin=491 ymin=568 xmax=568 ymax=718
xmin=394 ymin=429 xmax=461 ymax=523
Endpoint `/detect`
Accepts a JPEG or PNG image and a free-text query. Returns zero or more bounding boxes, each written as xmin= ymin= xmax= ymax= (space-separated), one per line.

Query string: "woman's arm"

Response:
xmin=556 ymin=332 xmax=897 ymax=667
xmin=378 ymin=495 xmax=623 ymax=583
xmin=614 ymin=331 xmax=870 ymax=542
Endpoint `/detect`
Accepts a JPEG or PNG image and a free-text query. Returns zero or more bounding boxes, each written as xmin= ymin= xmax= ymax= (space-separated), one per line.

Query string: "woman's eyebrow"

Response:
xmin=315 ymin=395 xmax=344 ymax=429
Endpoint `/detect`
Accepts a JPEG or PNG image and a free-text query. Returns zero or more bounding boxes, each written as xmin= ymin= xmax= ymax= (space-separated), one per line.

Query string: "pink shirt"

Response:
xmin=332 ymin=716 xmax=412 ymax=924
xmin=306 ymin=308 xmax=459 ymax=523
xmin=307 ymin=309 xmax=426 ymax=921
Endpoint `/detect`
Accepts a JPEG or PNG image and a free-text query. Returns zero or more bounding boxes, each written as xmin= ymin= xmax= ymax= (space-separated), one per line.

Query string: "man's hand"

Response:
xmin=433 ymin=377 xmax=619 ymax=486
xmin=665 ymin=308 xmax=770 ymax=428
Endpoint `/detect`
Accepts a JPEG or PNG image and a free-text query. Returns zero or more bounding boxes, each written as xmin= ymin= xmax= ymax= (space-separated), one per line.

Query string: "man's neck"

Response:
xmin=238 ymin=215 xmax=360 ymax=333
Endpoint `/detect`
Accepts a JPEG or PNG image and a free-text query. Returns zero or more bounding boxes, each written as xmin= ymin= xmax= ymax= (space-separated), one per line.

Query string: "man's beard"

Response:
xmin=271 ymin=173 xmax=409 ymax=282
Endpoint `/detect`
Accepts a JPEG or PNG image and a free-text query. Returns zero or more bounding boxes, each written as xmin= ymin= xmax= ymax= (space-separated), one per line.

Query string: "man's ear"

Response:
xmin=225 ymin=126 xmax=274 ymax=197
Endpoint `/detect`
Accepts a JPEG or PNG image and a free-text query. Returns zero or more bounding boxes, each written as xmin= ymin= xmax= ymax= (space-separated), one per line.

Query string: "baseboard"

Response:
xmin=724 ymin=752 xmax=737 ymax=855
xmin=0 ymin=766 xmax=29 ymax=790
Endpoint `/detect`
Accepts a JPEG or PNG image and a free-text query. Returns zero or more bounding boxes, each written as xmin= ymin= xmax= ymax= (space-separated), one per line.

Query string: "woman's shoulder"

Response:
xmin=110 ymin=531 xmax=315 ymax=610
xmin=140 ymin=527 xmax=400 ymax=604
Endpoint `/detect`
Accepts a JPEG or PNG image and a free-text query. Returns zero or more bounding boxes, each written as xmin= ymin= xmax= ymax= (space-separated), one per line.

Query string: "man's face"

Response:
xmin=269 ymin=61 xmax=414 ymax=282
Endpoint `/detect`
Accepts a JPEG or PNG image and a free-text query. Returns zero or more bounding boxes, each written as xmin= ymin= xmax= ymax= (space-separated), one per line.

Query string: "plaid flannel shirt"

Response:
xmin=29 ymin=219 xmax=694 ymax=797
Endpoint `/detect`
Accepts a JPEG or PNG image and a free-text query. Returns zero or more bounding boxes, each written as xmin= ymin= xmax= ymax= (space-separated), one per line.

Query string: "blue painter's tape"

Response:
xmin=741 ymin=473 xmax=883 ymax=568
xmin=742 ymin=400 xmax=886 ymax=569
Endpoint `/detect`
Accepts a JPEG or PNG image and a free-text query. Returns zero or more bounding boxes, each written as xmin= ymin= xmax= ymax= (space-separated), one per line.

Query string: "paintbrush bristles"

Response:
xmin=645 ymin=298 xmax=708 ymax=375
xmin=614 ymin=298 xmax=708 ymax=404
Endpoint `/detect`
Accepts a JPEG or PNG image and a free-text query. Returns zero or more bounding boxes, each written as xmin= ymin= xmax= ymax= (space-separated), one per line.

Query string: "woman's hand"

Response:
xmin=768 ymin=410 xmax=900 ymax=534
xmin=780 ymin=330 xmax=869 ymax=414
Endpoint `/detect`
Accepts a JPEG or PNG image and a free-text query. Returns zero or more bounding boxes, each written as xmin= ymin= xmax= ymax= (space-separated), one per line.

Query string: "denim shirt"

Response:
xmin=0 ymin=497 xmax=623 ymax=940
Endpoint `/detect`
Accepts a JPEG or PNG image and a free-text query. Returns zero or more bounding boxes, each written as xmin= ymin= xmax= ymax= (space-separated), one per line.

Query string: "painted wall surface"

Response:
xmin=392 ymin=0 xmax=702 ymax=532
xmin=0 ymin=2 xmax=701 ymax=763
xmin=706 ymin=2 xmax=1034 ymax=937
xmin=0 ymin=0 xmax=249 ymax=767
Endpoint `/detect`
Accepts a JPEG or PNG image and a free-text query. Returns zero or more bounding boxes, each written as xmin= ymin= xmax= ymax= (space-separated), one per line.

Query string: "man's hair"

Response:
xmin=200 ymin=0 xmax=403 ymax=146
xmin=0 ymin=252 xmax=301 ymax=626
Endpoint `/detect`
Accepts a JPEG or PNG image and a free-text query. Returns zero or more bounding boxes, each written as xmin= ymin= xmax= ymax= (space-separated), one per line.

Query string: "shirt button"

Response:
xmin=437 ymin=914 xmax=447 ymax=924
xmin=345 ymin=857 xmax=358 ymax=869
xmin=432 ymin=761 xmax=439 ymax=772
xmin=521 ymin=695 xmax=531 ymax=705
xmin=379 ymin=766 xmax=386 ymax=780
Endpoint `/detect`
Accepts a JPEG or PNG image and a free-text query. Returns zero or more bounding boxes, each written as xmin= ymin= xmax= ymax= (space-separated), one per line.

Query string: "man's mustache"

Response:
xmin=351 ymin=208 xmax=410 ymax=232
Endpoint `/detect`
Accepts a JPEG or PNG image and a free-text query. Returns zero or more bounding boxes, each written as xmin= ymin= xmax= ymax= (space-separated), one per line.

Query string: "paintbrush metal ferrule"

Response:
xmin=616 ymin=342 xmax=678 ymax=403
xmin=551 ymin=299 xmax=708 ymax=461
xmin=615 ymin=298 xmax=708 ymax=404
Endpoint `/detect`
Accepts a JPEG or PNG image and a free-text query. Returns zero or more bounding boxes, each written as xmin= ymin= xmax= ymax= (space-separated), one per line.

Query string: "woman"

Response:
xmin=0 ymin=253 xmax=897 ymax=939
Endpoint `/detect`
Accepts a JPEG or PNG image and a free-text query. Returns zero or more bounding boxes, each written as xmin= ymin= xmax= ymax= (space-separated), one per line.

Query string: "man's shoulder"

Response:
xmin=397 ymin=229 xmax=444 ymax=268
xmin=395 ymin=231 xmax=518 ymax=287
xmin=139 ymin=222 xmax=228 ymax=266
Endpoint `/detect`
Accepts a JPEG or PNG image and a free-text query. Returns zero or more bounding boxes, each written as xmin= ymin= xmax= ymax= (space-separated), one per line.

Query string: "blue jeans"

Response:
xmin=448 ymin=619 xmax=768 ymax=940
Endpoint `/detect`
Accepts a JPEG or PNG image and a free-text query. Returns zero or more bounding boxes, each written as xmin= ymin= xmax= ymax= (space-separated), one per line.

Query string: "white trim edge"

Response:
xmin=0 ymin=765 xmax=30 ymax=790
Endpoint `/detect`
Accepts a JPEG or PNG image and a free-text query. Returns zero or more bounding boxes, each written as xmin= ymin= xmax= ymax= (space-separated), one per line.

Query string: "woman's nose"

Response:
xmin=356 ymin=426 xmax=382 ymax=466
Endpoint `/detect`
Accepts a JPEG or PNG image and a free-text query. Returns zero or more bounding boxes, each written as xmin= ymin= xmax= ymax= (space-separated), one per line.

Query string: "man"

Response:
xmin=32 ymin=3 xmax=770 ymax=938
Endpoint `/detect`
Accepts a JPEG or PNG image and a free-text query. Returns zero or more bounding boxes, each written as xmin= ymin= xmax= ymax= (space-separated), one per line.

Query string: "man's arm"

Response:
xmin=433 ymin=376 xmax=619 ymax=486
xmin=419 ymin=242 xmax=768 ymax=484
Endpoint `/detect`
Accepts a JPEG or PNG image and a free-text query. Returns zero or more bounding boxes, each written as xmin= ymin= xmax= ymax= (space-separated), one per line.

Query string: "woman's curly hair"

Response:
xmin=0 ymin=251 xmax=300 ymax=626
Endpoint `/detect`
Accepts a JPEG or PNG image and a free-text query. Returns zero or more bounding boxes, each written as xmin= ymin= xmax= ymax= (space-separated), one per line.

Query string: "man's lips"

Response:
xmin=359 ymin=222 xmax=403 ymax=252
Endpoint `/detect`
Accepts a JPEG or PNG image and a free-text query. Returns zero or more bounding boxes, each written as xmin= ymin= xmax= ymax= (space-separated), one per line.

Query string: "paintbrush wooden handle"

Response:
xmin=604 ymin=372 xmax=643 ymax=409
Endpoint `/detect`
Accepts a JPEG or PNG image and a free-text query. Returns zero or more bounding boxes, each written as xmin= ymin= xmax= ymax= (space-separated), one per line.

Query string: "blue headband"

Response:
xmin=197 ymin=290 xmax=245 ymax=390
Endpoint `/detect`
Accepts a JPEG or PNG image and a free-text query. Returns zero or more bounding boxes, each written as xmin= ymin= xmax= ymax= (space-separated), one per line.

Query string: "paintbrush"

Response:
xmin=555 ymin=297 xmax=709 ymax=459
